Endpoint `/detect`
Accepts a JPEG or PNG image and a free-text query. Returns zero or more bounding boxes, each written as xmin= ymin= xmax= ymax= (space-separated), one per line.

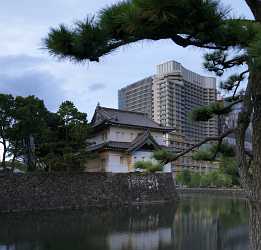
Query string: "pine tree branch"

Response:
xmin=232 ymin=70 xmax=249 ymax=98
xmin=171 ymin=35 xmax=227 ymax=50
xmin=162 ymin=128 xmax=235 ymax=164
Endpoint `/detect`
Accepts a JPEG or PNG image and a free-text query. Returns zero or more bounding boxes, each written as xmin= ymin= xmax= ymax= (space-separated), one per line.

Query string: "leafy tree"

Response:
xmin=176 ymin=169 xmax=192 ymax=186
xmin=37 ymin=101 xmax=91 ymax=172
xmin=189 ymin=173 xmax=201 ymax=188
xmin=200 ymin=174 xmax=211 ymax=188
xmin=13 ymin=96 xmax=49 ymax=171
xmin=0 ymin=94 xmax=15 ymax=170
xmin=45 ymin=1 xmax=261 ymax=248
xmin=219 ymin=157 xmax=240 ymax=186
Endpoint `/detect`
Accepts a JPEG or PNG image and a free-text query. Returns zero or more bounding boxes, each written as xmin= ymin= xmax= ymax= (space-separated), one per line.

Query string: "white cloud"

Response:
xmin=0 ymin=0 xmax=253 ymax=117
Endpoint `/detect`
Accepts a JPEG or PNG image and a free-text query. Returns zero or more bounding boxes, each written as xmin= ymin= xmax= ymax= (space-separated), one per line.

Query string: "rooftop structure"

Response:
xmin=86 ymin=106 xmax=172 ymax=173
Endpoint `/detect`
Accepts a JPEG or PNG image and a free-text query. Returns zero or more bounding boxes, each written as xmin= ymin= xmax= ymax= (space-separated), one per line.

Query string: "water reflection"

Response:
xmin=0 ymin=196 xmax=249 ymax=250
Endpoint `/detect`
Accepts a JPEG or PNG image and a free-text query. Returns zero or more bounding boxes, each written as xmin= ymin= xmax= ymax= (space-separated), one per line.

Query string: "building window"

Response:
xmin=116 ymin=131 xmax=121 ymax=139
xmin=102 ymin=132 xmax=107 ymax=141
xmin=120 ymin=157 xmax=124 ymax=164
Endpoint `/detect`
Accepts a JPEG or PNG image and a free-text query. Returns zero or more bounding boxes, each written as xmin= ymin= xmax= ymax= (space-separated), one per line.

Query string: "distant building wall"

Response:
xmin=118 ymin=77 xmax=153 ymax=118
xmin=153 ymin=60 xmax=218 ymax=143
xmin=0 ymin=173 xmax=177 ymax=213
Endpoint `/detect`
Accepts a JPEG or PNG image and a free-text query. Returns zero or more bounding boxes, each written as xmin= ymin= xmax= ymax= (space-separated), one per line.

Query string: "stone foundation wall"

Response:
xmin=0 ymin=173 xmax=177 ymax=213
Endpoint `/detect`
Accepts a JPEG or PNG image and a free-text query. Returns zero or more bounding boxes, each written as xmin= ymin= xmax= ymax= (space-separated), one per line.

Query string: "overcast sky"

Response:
xmin=0 ymin=0 xmax=253 ymax=119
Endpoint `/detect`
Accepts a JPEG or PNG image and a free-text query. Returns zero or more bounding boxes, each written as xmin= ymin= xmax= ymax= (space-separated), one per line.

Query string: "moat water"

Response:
xmin=0 ymin=195 xmax=249 ymax=250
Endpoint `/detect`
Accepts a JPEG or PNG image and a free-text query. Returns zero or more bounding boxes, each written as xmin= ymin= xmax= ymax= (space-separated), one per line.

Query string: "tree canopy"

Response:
xmin=0 ymin=94 xmax=91 ymax=173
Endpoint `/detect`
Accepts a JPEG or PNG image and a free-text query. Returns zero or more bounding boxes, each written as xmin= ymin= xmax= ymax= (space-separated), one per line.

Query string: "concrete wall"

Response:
xmin=0 ymin=173 xmax=177 ymax=213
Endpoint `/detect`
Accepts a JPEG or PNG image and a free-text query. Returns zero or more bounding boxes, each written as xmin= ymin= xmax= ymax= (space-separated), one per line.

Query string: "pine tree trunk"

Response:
xmin=236 ymin=67 xmax=261 ymax=250
xmin=249 ymin=201 xmax=261 ymax=250
xmin=248 ymin=69 xmax=261 ymax=250
xmin=241 ymin=69 xmax=261 ymax=250
xmin=2 ymin=139 xmax=7 ymax=171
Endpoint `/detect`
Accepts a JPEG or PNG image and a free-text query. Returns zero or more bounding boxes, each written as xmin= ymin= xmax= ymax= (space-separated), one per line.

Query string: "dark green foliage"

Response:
xmin=219 ymin=157 xmax=239 ymax=185
xmin=134 ymin=160 xmax=163 ymax=173
xmin=190 ymin=101 xmax=231 ymax=122
xmin=204 ymin=50 xmax=247 ymax=77
xmin=190 ymin=106 xmax=214 ymax=121
xmin=45 ymin=0 xmax=239 ymax=62
xmin=200 ymin=174 xmax=211 ymax=187
xmin=37 ymin=101 xmax=91 ymax=172
xmin=45 ymin=17 xmax=113 ymax=62
xmin=220 ymin=73 xmax=246 ymax=91
xmin=176 ymin=169 xmax=233 ymax=188
xmin=14 ymin=96 xmax=49 ymax=171
xmin=0 ymin=94 xmax=49 ymax=171
xmin=177 ymin=169 xmax=192 ymax=186
xmin=192 ymin=149 xmax=213 ymax=161
xmin=0 ymin=94 xmax=16 ymax=169
xmin=153 ymin=149 xmax=175 ymax=163
xmin=213 ymin=143 xmax=236 ymax=158
xmin=249 ymin=31 xmax=261 ymax=70
xmin=192 ymin=143 xmax=236 ymax=161
xmin=0 ymin=93 xmax=91 ymax=173
xmin=190 ymin=172 xmax=201 ymax=187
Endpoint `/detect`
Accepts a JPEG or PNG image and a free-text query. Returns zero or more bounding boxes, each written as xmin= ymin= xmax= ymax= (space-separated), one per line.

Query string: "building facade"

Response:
xmin=153 ymin=61 xmax=218 ymax=143
xmin=118 ymin=77 xmax=153 ymax=118
xmin=86 ymin=106 xmax=172 ymax=173
xmin=118 ymin=60 xmax=218 ymax=172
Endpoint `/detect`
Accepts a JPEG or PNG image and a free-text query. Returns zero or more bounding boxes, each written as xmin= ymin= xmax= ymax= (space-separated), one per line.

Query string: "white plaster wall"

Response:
xmin=163 ymin=163 xmax=171 ymax=173
xmin=108 ymin=127 xmax=142 ymax=142
xmin=106 ymin=152 xmax=129 ymax=173
xmin=88 ymin=129 xmax=109 ymax=144
xmin=108 ymin=127 xmax=166 ymax=145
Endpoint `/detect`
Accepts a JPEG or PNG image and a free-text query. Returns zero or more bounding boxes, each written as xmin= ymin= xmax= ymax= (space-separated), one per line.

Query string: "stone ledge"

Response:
xmin=177 ymin=187 xmax=247 ymax=198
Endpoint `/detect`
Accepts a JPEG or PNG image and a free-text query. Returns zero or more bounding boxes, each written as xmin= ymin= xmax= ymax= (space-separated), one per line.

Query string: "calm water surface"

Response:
xmin=0 ymin=195 xmax=249 ymax=250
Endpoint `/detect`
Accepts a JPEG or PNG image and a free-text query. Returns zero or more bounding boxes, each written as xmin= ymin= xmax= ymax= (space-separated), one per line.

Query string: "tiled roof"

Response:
xmin=87 ymin=141 xmax=129 ymax=152
xmin=91 ymin=106 xmax=173 ymax=132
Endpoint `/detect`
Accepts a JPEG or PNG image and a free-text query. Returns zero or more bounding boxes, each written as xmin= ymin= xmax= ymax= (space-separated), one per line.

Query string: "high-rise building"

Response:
xmin=153 ymin=61 xmax=218 ymax=143
xmin=118 ymin=77 xmax=153 ymax=118
xmin=118 ymin=60 xmax=218 ymax=172
xmin=119 ymin=60 xmax=218 ymax=142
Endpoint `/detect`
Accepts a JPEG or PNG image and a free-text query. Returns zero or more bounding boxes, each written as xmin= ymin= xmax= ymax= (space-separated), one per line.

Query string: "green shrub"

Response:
xmin=200 ymin=174 xmax=211 ymax=187
xmin=189 ymin=173 xmax=201 ymax=187
xmin=134 ymin=160 xmax=163 ymax=173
